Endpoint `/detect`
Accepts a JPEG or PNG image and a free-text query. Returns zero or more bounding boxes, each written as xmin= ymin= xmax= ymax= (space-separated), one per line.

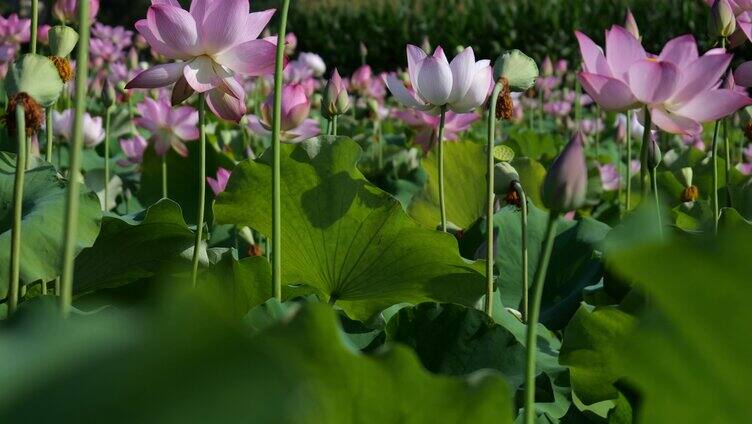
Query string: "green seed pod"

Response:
xmin=5 ymin=54 xmax=64 ymax=107
xmin=493 ymin=50 xmax=539 ymax=92
xmin=494 ymin=161 xmax=520 ymax=195
xmin=48 ymin=25 xmax=79 ymax=58
xmin=710 ymin=0 xmax=736 ymax=38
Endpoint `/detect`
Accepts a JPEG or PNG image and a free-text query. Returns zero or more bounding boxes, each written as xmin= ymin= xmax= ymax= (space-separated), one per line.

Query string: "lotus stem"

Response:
xmin=332 ymin=115 xmax=338 ymax=136
xmin=45 ymin=107 xmax=54 ymax=162
xmin=437 ymin=105 xmax=448 ymax=232
xmin=723 ymin=117 xmax=732 ymax=208
xmin=524 ymin=212 xmax=559 ymax=424
xmin=190 ymin=93 xmax=206 ymax=287
xmin=161 ymin=154 xmax=168 ymax=199
xmin=59 ymin=0 xmax=90 ymax=318
xmin=485 ymin=82 xmax=502 ymax=316
xmin=640 ymin=106 xmax=652 ymax=198
xmin=8 ymin=104 xmax=27 ymax=315
xmin=104 ymin=106 xmax=112 ymax=210
xmin=625 ymin=109 xmax=633 ymax=211
xmin=513 ymin=181 xmax=529 ymax=322
xmin=30 ymin=0 xmax=38 ymax=54
xmin=271 ymin=0 xmax=292 ymax=301
xmin=650 ymin=168 xmax=663 ymax=237
xmin=711 ymin=118 xmax=721 ymax=234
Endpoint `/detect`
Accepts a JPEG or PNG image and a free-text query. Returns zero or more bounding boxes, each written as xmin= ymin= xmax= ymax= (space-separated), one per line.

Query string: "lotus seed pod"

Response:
xmin=5 ymin=54 xmax=64 ymax=108
xmin=48 ymin=25 xmax=79 ymax=58
xmin=494 ymin=162 xmax=520 ymax=195
xmin=710 ymin=0 xmax=736 ymax=38
xmin=493 ymin=50 xmax=539 ymax=92
xmin=541 ymin=131 xmax=588 ymax=213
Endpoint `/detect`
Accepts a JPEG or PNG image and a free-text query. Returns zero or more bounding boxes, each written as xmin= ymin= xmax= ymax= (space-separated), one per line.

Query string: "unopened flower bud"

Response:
xmin=711 ymin=0 xmax=737 ymax=38
xmin=541 ymin=131 xmax=588 ymax=213
xmin=647 ymin=134 xmax=662 ymax=169
xmin=322 ymin=68 xmax=350 ymax=119
xmin=103 ymin=79 xmax=117 ymax=108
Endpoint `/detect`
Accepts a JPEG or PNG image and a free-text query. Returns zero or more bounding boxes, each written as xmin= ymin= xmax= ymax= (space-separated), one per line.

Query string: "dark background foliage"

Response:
xmin=2 ymin=0 xmax=734 ymax=73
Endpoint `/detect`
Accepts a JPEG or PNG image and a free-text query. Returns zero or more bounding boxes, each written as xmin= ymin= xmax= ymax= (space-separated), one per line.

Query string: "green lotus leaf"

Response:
xmin=215 ymin=137 xmax=486 ymax=320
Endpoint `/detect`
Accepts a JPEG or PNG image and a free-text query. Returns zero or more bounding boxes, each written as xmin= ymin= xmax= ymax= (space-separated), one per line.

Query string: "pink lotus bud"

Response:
xmin=53 ymin=0 xmax=100 ymax=24
xmin=322 ymin=68 xmax=350 ymax=119
xmin=542 ymin=56 xmax=554 ymax=77
xmin=711 ymin=0 xmax=736 ymax=38
xmin=542 ymin=131 xmax=588 ymax=213
xmin=38 ymin=25 xmax=51 ymax=45
xmin=261 ymin=84 xmax=311 ymax=132
xmin=207 ymin=168 xmax=232 ymax=196
xmin=555 ymin=59 xmax=568 ymax=76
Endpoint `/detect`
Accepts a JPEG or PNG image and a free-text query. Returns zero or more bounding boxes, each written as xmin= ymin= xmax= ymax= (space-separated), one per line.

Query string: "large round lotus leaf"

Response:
xmin=215 ymin=137 xmax=486 ymax=321
xmin=4 ymin=54 xmax=63 ymax=107
xmin=0 ymin=154 xmax=102 ymax=295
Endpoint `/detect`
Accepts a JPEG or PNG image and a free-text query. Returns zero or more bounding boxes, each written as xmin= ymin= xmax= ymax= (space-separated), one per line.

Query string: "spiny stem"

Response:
xmin=8 ymin=105 xmax=27 ymax=315
xmin=485 ymin=82 xmax=502 ymax=316
xmin=625 ymin=110 xmax=633 ymax=211
xmin=104 ymin=106 xmax=112 ymax=210
xmin=524 ymin=212 xmax=559 ymax=424
xmin=271 ymin=0 xmax=292 ymax=301
xmin=190 ymin=93 xmax=206 ymax=287
xmin=437 ymin=105 xmax=448 ymax=232
xmin=513 ymin=181 xmax=529 ymax=322
xmin=59 ymin=0 xmax=90 ymax=317
xmin=45 ymin=107 xmax=54 ymax=162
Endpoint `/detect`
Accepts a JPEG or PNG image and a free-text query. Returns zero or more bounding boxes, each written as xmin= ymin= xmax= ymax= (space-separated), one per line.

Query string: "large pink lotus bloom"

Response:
xmin=136 ymin=96 xmax=199 ymax=157
xmin=53 ymin=0 xmax=100 ymax=23
xmin=125 ymin=0 xmax=277 ymax=122
xmin=386 ymin=45 xmax=493 ymax=114
xmin=393 ymin=109 xmax=480 ymax=151
xmin=247 ymin=84 xmax=320 ymax=142
xmin=704 ymin=0 xmax=752 ymax=45
xmin=53 ymin=110 xmax=105 ymax=148
xmin=0 ymin=14 xmax=31 ymax=44
xmin=207 ymin=167 xmax=231 ymax=195
xmin=118 ymin=135 xmax=149 ymax=167
xmin=575 ymin=25 xmax=646 ymax=111
xmin=628 ymin=35 xmax=752 ymax=135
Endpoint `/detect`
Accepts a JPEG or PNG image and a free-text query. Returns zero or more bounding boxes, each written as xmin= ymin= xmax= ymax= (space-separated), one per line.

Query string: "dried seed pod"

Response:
xmin=3 ymin=93 xmax=44 ymax=137
xmin=50 ymin=55 xmax=74 ymax=82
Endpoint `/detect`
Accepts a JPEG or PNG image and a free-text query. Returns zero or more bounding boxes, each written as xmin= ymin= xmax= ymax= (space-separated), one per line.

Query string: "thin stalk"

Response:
xmin=723 ymin=118 xmax=732 ymax=208
xmin=485 ymin=82 xmax=502 ymax=316
xmin=639 ymin=107 xmax=652 ymax=198
xmin=537 ymin=89 xmax=543 ymax=132
xmin=271 ymin=0 xmax=292 ymax=301
xmin=332 ymin=115 xmax=338 ymax=136
xmin=326 ymin=118 xmax=332 ymax=136
xmin=617 ymin=142 xmax=624 ymax=214
xmin=104 ymin=106 xmax=112 ymax=210
xmin=45 ymin=108 xmax=53 ymax=162
xmin=437 ymin=105 xmax=448 ymax=232
xmin=375 ymin=120 xmax=383 ymax=170
xmin=190 ymin=94 xmax=207 ymax=287
xmin=524 ymin=212 xmax=559 ymax=424
xmin=711 ymin=118 xmax=721 ymax=233
xmin=59 ymin=0 xmax=90 ymax=318
xmin=25 ymin=135 xmax=32 ymax=170
xmin=30 ymin=0 xmax=39 ymax=54
xmin=513 ymin=181 xmax=529 ymax=322
xmin=651 ymin=168 xmax=663 ymax=237
xmin=161 ymin=154 xmax=168 ymax=199
xmin=8 ymin=105 xmax=27 ymax=315
xmin=41 ymin=280 xmax=47 ymax=295
xmin=625 ymin=110 xmax=633 ymax=211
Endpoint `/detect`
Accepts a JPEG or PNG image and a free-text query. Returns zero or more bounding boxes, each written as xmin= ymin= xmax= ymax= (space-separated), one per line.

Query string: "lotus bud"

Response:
xmin=367 ymin=98 xmax=381 ymax=120
xmin=48 ymin=25 xmax=79 ymax=58
xmin=260 ymin=84 xmax=310 ymax=131
xmin=680 ymin=167 xmax=699 ymax=202
xmin=421 ymin=36 xmax=432 ymax=56
xmin=494 ymin=162 xmax=520 ymax=195
xmin=103 ymin=79 xmax=117 ymax=108
xmin=541 ymin=131 xmax=588 ymax=213
xmin=541 ymin=56 xmax=554 ymax=77
xmin=322 ymin=68 xmax=350 ymax=119
xmin=711 ymin=0 xmax=736 ymax=38
xmin=493 ymin=50 xmax=539 ymax=92
xmin=625 ymin=9 xmax=641 ymax=40
xmin=680 ymin=167 xmax=694 ymax=188
xmin=359 ymin=42 xmax=368 ymax=63
xmin=647 ymin=134 xmax=662 ymax=169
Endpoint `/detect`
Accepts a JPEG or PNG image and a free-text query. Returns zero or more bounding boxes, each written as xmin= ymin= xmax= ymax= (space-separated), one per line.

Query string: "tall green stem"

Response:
xmin=524 ymin=212 xmax=559 ymax=424
xmin=513 ymin=181 xmax=529 ymax=322
xmin=271 ymin=0 xmax=292 ymax=301
xmin=332 ymin=115 xmax=338 ymax=136
xmin=723 ymin=117 xmax=732 ymax=208
xmin=651 ymin=168 xmax=663 ymax=236
xmin=437 ymin=105 xmax=448 ymax=232
xmin=45 ymin=108 xmax=54 ymax=162
xmin=639 ymin=107 xmax=652 ymax=198
xmin=485 ymin=83 xmax=502 ymax=316
xmin=625 ymin=110 xmax=633 ymax=211
xmin=59 ymin=0 xmax=90 ymax=317
xmin=190 ymin=94 xmax=206 ymax=287
xmin=8 ymin=105 xmax=27 ymax=315
xmin=161 ymin=154 xmax=168 ymax=199
xmin=104 ymin=106 xmax=112 ymax=210
xmin=711 ymin=118 xmax=721 ymax=233
xmin=30 ymin=0 xmax=39 ymax=54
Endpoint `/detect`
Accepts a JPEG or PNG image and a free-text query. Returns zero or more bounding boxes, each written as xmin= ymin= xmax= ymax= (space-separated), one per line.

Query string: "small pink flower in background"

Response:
xmin=53 ymin=0 xmax=100 ymax=23
xmin=298 ymin=52 xmax=326 ymax=77
xmin=37 ymin=24 xmax=51 ymax=45
xmin=737 ymin=162 xmax=752 ymax=175
xmin=351 ymin=65 xmax=373 ymax=92
xmin=0 ymin=13 xmax=30 ymax=44
xmin=53 ymin=109 xmax=106 ymax=148
xmin=682 ymin=134 xmax=706 ymax=151
xmin=126 ymin=0 xmax=278 ymax=122
xmin=630 ymin=159 xmax=641 ymax=175
xmin=541 ymin=56 xmax=554 ymax=76
xmin=284 ymin=32 xmax=297 ymax=55
xmin=118 ymin=135 xmax=149 ymax=167
xmin=248 ymin=84 xmax=320 ymax=143
xmin=386 ymin=44 xmax=493 ymax=113
xmin=393 ymin=109 xmax=480 ymax=152
xmin=598 ymin=163 xmax=620 ymax=191
xmin=92 ymin=23 xmax=134 ymax=51
xmin=577 ymin=117 xmax=604 ymax=136
xmin=555 ymin=59 xmax=568 ymax=76
xmin=136 ymin=96 xmax=199 ymax=157
xmin=544 ymin=101 xmax=572 ymax=118
xmin=207 ymin=168 xmax=231 ymax=196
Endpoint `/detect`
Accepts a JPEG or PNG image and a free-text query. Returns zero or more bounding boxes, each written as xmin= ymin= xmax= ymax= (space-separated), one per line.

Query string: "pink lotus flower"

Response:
xmin=298 ymin=52 xmax=326 ymax=77
xmin=555 ymin=59 xmax=569 ymax=76
xmin=393 ymin=109 xmax=480 ymax=152
xmin=207 ymin=167 xmax=231 ymax=195
xmin=53 ymin=0 xmax=100 ymax=23
xmin=0 ymin=14 xmax=30 ymax=45
xmin=351 ymin=65 xmax=373 ymax=93
xmin=247 ymin=84 xmax=320 ymax=142
xmin=38 ymin=24 xmax=51 ymax=45
xmin=91 ymin=23 xmax=134 ymax=51
xmin=53 ymin=109 xmax=105 ymax=148
xmin=598 ymin=163 xmax=620 ymax=191
xmin=135 ymin=96 xmax=199 ymax=157
xmin=628 ymin=35 xmax=752 ymax=135
xmin=126 ymin=0 xmax=278 ymax=122
xmin=118 ymin=135 xmax=149 ymax=167
xmin=543 ymin=101 xmax=572 ymax=117
xmin=386 ymin=45 xmax=493 ymax=113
